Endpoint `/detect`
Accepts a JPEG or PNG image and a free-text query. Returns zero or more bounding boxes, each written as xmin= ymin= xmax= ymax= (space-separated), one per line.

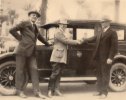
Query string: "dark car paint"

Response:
xmin=37 ymin=20 xmax=126 ymax=80
xmin=1 ymin=20 xmax=126 ymax=81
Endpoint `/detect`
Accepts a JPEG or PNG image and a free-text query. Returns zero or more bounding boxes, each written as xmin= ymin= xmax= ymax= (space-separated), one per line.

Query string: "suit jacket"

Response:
xmin=9 ymin=20 xmax=49 ymax=57
xmin=87 ymin=27 xmax=118 ymax=63
xmin=50 ymin=29 xmax=79 ymax=64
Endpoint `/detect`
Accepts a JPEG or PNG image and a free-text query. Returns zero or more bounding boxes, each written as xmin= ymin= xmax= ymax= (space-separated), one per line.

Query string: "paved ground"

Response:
xmin=0 ymin=82 xmax=126 ymax=100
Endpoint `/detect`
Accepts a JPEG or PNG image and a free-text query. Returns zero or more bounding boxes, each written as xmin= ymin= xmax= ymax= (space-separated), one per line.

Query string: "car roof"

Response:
xmin=40 ymin=19 xmax=126 ymax=29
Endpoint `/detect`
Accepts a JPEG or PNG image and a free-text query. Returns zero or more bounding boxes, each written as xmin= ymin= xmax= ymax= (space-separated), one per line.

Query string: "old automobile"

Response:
xmin=0 ymin=20 xmax=126 ymax=94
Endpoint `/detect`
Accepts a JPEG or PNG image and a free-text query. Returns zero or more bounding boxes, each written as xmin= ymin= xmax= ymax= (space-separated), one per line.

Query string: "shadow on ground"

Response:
xmin=25 ymin=82 xmax=97 ymax=97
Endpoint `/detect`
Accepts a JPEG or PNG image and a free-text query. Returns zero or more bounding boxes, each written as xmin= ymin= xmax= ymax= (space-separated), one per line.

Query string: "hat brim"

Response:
xmin=28 ymin=11 xmax=41 ymax=17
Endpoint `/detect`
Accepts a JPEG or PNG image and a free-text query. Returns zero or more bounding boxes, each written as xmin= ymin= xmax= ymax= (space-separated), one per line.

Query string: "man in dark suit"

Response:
xmin=47 ymin=19 xmax=83 ymax=98
xmin=87 ymin=19 xmax=118 ymax=99
xmin=9 ymin=11 xmax=49 ymax=98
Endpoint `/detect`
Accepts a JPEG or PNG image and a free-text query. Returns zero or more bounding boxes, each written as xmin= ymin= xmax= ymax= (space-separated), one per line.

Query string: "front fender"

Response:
xmin=114 ymin=54 xmax=126 ymax=59
xmin=0 ymin=52 xmax=15 ymax=63
xmin=113 ymin=54 xmax=126 ymax=63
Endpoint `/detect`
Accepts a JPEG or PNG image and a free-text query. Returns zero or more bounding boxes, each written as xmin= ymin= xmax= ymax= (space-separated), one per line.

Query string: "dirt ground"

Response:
xmin=0 ymin=82 xmax=126 ymax=100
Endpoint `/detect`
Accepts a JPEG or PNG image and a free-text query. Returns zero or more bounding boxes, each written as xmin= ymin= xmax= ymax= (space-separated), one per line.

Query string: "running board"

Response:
xmin=43 ymin=77 xmax=97 ymax=82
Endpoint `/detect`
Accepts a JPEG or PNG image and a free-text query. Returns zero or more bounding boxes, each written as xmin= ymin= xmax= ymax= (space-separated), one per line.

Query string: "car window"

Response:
xmin=116 ymin=29 xmax=125 ymax=40
xmin=48 ymin=28 xmax=73 ymax=39
xmin=77 ymin=29 xmax=94 ymax=40
xmin=48 ymin=27 xmax=56 ymax=40
xmin=45 ymin=27 xmax=56 ymax=44
xmin=64 ymin=28 xmax=73 ymax=39
xmin=37 ymin=27 xmax=74 ymax=45
xmin=48 ymin=28 xmax=73 ymax=40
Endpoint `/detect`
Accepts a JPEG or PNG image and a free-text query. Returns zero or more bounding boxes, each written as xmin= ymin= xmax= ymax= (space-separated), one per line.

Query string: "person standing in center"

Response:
xmin=47 ymin=19 xmax=84 ymax=98
xmin=9 ymin=11 xmax=50 ymax=99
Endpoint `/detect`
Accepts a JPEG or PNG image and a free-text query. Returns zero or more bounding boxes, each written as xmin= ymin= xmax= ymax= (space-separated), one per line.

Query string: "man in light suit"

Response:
xmin=47 ymin=20 xmax=83 ymax=98
xmin=86 ymin=19 xmax=118 ymax=99
xmin=9 ymin=11 xmax=49 ymax=98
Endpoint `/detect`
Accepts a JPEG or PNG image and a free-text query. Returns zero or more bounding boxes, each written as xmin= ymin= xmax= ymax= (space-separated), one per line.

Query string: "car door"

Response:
xmin=67 ymin=26 xmax=98 ymax=77
xmin=36 ymin=28 xmax=56 ymax=78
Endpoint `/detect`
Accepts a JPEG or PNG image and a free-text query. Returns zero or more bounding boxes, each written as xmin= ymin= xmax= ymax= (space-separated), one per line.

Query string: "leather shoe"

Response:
xmin=48 ymin=90 xmax=53 ymax=98
xmin=54 ymin=90 xmax=63 ymax=96
xmin=34 ymin=92 xmax=46 ymax=99
xmin=99 ymin=94 xmax=107 ymax=99
xmin=93 ymin=92 xmax=102 ymax=96
xmin=17 ymin=91 xmax=27 ymax=98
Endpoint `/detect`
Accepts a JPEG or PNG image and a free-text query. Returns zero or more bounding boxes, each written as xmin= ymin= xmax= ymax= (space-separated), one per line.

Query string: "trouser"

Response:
xmin=48 ymin=63 xmax=64 ymax=91
xmin=96 ymin=61 xmax=111 ymax=96
xmin=15 ymin=55 xmax=40 ymax=93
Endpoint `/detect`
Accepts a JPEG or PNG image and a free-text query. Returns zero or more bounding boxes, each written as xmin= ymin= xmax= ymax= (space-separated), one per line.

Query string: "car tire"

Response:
xmin=109 ymin=63 xmax=126 ymax=92
xmin=0 ymin=61 xmax=28 ymax=95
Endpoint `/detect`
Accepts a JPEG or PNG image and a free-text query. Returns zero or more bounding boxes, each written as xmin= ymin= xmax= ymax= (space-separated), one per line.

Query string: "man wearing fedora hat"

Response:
xmin=85 ymin=19 xmax=118 ymax=99
xmin=9 ymin=10 xmax=49 ymax=98
xmin=47 ymin=19 xmax=84 ymax=98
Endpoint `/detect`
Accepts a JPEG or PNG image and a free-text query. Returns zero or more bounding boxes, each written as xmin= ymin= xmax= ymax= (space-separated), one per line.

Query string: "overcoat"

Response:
xmin=87 ymin=26 xmax=118 ymax=63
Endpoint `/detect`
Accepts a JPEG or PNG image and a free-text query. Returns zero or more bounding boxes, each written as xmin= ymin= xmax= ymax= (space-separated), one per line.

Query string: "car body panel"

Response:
xmin=0 ymin=20 xmax=126 ymax=80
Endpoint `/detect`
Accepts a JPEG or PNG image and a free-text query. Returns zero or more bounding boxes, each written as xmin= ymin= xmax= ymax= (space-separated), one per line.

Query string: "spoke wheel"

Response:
xmin=0 ymin=64 xmax=16 ymax=88
xmin=109 ymin=63 xmax=126 ymax=92
xmin=0 ymin=61 xmax=16 ymax=95
xmin=0 ymin=61 xmax=29 ymax=95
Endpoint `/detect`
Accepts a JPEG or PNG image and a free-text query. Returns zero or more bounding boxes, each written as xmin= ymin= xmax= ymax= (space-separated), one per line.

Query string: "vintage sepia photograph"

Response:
xmin=0 ymin=0 xmax=126 ymax=100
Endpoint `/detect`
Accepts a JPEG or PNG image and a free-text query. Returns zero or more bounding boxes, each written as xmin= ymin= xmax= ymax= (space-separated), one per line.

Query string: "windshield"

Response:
xmin=48 ymin=27 xmax=73 ymax=40
xmin=37 ymin=27 xmax=73 ymax=45
xmin=116 ymin=29 xmax=124 ymax=41
xmin=77 ymin=29 xmax=94 ymax=40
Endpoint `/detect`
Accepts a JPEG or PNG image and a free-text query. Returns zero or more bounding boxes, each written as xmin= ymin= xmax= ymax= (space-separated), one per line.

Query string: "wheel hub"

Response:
xmin=0 ymin=65 xmax=16 ymax=87
xmin=117 ymin=75 xmax=122 ymax=80
xmin=111 ymin=68 xmax=126 ymax=86
xmin=9 ymin=75 xmax=14 ymax=81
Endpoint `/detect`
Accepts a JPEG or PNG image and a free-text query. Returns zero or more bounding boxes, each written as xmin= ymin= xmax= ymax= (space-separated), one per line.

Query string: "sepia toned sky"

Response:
xmin=47 ymin=0 xmax=126 ymax=23
xmin=1 ymin=0 xmax=126 ymax=24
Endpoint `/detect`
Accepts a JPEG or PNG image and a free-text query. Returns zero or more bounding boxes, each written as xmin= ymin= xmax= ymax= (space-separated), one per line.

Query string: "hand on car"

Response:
xmin=107 ymin=58 xmax=112 ymax=64
xmin=77 ymin=40 xmax=83 ymax=45
xmin=77 ymin=40 xmax=80 ymax=45
xmin=77 ymin=38 xmax=85 ymax=45
xmin=46 ymin=41 xmax=53 ymax=46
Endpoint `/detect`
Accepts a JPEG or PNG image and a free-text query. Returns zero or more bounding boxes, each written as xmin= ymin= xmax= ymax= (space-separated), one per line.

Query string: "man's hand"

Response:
xmin=77 ymin=38 xmax=85 ymax=45
xmin=77 ymin=40 xmax=81 ymax=45
xmin=48 ymin=40 xmax=54 ymax=46
xmin=107 ymin=58 xmax=112 ymax=64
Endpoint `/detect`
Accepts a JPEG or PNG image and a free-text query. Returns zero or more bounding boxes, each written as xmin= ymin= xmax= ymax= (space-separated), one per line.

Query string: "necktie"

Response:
xmin=33 ymin=24 xmax=37 ymax=37
xmin=33 ymin=24 xmax=36 ymax=32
